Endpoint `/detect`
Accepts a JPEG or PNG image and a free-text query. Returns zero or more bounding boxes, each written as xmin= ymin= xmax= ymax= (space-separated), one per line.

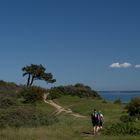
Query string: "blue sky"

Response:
xmin=0 ymin=0 xmax=140 ymax=90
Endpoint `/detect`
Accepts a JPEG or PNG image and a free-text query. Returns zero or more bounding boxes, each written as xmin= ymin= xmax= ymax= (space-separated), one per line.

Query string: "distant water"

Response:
xmin=98 ymin=91 xmax=140 ymax=103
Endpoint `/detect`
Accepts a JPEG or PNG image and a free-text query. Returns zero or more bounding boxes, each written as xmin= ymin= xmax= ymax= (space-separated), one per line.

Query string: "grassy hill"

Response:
xmin=0 ymin=81 xmax=140 ymax=140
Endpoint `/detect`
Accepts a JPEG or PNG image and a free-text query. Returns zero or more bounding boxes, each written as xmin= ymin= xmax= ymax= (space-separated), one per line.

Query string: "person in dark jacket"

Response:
xmin=91 ymin=109 xmax=98 ymax=134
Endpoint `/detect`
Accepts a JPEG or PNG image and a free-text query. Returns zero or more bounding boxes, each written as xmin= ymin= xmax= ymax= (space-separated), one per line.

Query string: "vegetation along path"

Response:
xmin=43 ymin=93 xmax=87 ymax=118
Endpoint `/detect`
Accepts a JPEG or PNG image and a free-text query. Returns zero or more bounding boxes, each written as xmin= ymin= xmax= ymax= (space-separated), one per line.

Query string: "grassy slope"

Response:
xmin=1 ymin=95 xmax=139 ymax=140
xmin=55 ymin=95 xmax=125 ymax=123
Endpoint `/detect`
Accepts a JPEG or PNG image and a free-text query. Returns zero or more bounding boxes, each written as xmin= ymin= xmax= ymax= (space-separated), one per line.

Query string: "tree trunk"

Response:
xmin=29 ymin=76 xmax=34 ymax=86
xmin=27 ymin=74 xmax=31 ymax=86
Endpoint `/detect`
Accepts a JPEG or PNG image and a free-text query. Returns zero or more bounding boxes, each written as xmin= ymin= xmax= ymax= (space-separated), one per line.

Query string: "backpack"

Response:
xmin=97 ymin=113 xmax=103 ymax=123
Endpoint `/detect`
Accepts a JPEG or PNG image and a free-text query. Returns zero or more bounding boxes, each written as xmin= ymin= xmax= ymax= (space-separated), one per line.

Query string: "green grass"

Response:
xmin=0 ymin=95 xmax=139 ymax=140
xmin=55 ymin=96 xmax=124 ymax=123
xmin=0 ymin=118 xmax=140 ymax=140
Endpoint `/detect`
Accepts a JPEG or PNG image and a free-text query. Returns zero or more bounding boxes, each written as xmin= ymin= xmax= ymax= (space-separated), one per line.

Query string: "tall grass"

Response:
xmin=0 ymin=121 xmax=140 ymax=140
xmin=0 ymin=96 xmax=139 ymax=140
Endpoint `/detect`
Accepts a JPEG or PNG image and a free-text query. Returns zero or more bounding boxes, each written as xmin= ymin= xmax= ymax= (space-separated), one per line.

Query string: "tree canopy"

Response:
xmin=22 ymin=64 xmax=56 ymax=86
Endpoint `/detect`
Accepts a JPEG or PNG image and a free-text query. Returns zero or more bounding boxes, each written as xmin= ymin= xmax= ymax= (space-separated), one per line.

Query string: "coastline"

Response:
xmin=98 ymin=91 xmax=140 ymax=103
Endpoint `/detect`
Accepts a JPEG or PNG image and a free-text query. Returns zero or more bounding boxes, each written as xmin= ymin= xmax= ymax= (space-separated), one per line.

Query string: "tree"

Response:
xmin=22 ymin=64 xmax=56 ymax=86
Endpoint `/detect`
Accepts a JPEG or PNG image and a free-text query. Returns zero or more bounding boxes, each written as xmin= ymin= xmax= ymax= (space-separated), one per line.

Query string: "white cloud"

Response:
xmin=110 ymin=62 xmax=132 ymax=68
xmin=135 ymin=65 xmax=140 ymax=68
xmin=110 ymin=62 xmax=121 ymax=68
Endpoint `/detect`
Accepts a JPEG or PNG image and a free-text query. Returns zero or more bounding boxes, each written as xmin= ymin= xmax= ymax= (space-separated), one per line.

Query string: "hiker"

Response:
xmin=91 ymin=109 xmax=98 ymax=134
xmin=96 ymin=110 xmax=104 ymax=132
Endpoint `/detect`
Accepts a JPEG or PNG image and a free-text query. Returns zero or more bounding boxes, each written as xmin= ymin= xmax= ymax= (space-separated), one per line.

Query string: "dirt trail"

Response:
xmin=43 ymin=93 xmax=87 ymax=118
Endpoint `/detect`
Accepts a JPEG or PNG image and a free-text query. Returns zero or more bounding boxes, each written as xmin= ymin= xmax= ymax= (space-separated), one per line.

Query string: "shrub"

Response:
xmin=20 ymin=86 xmax=46 ymax=103
xmin=125 ymin=97 xmax=140 ymax=117
xmin=48 ymin=83 xmax=101 ymax=99
xmin=47 ymin=86 xmax=65 ymax=99
xmin=0 ymin=96 xmax=17 ymax=108
xmin=104 ymin=122 xmax=140 ymax=136
xmin=0 ymin=91 xmax=19 ymax=108
xmin=102 ymin=99 xmax=108 ymax=103
xmin=120 ymin=115 xmax=136 ymax=123
xmin=114 ymin=98 xmax=122 ymax=104
xmin=0 ymin=80 xmax=20 ymax=93
xmin=0 ymin=107 xmax=58 ymax=128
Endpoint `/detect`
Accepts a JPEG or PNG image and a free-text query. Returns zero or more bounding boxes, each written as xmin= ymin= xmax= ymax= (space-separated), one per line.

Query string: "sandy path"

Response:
xmin=43 ymin=94 xmax=87 ymax=118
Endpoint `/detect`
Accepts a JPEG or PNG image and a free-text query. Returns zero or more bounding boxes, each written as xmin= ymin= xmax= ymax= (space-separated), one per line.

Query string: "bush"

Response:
xmin=114 ymin=98 xmax=122 ymax=104
xmin=20 ymin=86 xmax=46 ymax=103
xmin=47 ymin=86 xmax=64 ymax=99
xmin=104 ymin=122 xmax=140 ymax=136
xmin=0 ymin=107 xmax=58 ymax=128
xmin=120 ymin=115 xmax=136 ymax=123
xmin=0 ymin=80 xmax=20 ymax=93
xmin=48 ymin=83 xmax=101 ymax=99
xmin=125 ymin=97 xmax=140 ymax=117
xmin=0 ymin=91 xmax=19 ymax=108
xmin=0 ymin=96 xmax=17 ymax=108
xmin=102 ymin=99 xmax=108 ymax=103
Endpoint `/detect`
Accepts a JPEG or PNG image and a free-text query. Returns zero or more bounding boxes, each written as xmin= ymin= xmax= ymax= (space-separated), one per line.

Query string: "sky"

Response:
xmin=0 ymin=0 xmax=140 ymax=90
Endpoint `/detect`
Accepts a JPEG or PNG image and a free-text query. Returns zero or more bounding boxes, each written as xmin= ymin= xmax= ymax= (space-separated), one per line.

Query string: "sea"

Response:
xmin=98 ymin=91 xmax=140 ymax=103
